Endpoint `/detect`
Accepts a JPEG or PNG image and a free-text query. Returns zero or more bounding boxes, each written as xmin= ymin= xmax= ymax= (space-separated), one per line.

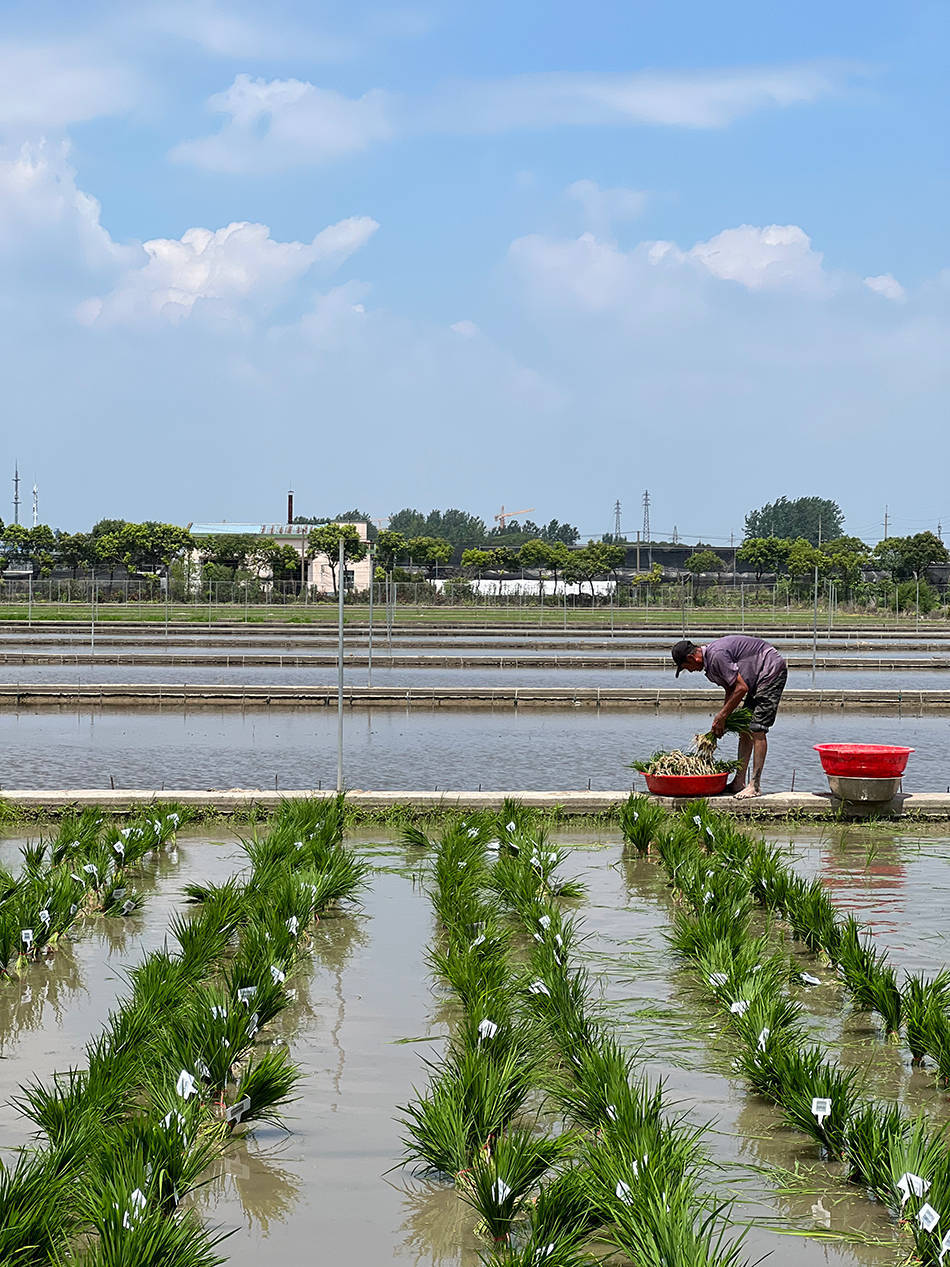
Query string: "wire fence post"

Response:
xmin=336 ymin=536 xmax=345 ymax=794
xmin=367 ymin=544 xmax=374 ymax=687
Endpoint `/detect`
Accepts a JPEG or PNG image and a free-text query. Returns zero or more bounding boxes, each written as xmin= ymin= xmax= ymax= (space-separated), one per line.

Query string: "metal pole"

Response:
xmin=916 ymin=576 xmax=920 ymax=633
xmin=811 ymin=565 xmax=818 ymax=678
xmin=27 ymin=572 xmax=31 ymax=626
xmin=336 ymin=537 xmax=345 ymax=793
xmin=740 ymin=583 xmax=745 ymax=631
xmin=90 ymin=569 xmax=95 ymax=653
xmin=367 ymin=544 xmax=374 ymax=687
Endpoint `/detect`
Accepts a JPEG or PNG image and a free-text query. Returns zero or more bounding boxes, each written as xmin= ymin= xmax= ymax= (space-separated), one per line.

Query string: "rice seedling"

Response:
xmin=605 ymin=1185 xmax=749 ymax=1267
xmin=581 ymin=1125 xmax=707 ymax=1236
xmin=400 ymin=824 xmax=433 ymax=850
xmin=783 ymin=876 xmax=841 ymax=957
xmin=169 ymin=912 xmax=235 ymax=976
xmin=400 ymin=1046 xmax=539 ymax=1177
xmin=232 ymin=1048 xmax=301 ymax=1126
xmin=480 ymin=1236 xmax=595 ymax=1267
xmin=526 ymin=1165 xmax=601 ymax=1247
xmin=668 ymin=901 xmax=753 ymax=962
xmin=76 ymin=1195 xmax=229 ymax=1267
xmin=630 ymin=750 xmax=739 ymax=778
xmin=844 ymin=1101 xmax=909 ymax=1193
xmin=770 ymin=1043 xmax=864 ymax=1159
xmin=0 ymin=1145 xmax=79 ymax=1265
xmin=550 ymin=1036 xmax=661 ymax=1133
xmin=619 ymin=795 xmax=669 ymax=854
xmin=460 ymin=1128 xmax=575 ymax=1244
xmin=429 ymin=936 xmax=514 ymax=1017
xmin=904 ymin=971 xmax=950 ymax=1064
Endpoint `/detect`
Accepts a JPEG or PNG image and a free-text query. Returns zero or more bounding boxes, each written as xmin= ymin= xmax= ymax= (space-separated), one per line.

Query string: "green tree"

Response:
xmin=744 ymin=496 xmax=844 ymax=546
xmin=256 ymin=541 xmax=303 ymax=593
xmin=90 ymin=518 xmax=127 ymax=539
xmin=55 ymin=531 xmax=97 ymax=578
xmin=785 ymin=538 xmax=831 ymax=579
xmin=563 ymin=541 xmax=625 ymax=600
xmin=873 ymin=532 xmax=948 ymax=581
xmin=375 ymin=530 xmax=406 ymax=573
xmin=406 ymin=536 xmax=452 ymax=579
xmin=197 ymin=534 xmax=260 ymax=572
xmin=684 ymin=549 xmax=726 ymax=574
xmin=461 ymin=548 xmax=508 ymax=578
xmin=736 ymin=536 xmax=790 ymax=580
xmin=824 ymin=536 xmax=870 ymax=587
xmin=307 ymin=523 xmax=368 ymax=596
xmin=518 ymin=539 xmax=555 ymax=597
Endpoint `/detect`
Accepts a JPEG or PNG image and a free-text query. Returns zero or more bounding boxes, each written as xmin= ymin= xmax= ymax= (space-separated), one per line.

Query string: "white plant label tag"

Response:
xmin=70 ymin=904 xmax=78 ymax=916
xmin=83 ymin=863 xmax=98 ymax=876
xmin=757 ymin=1027 xmax=771 ymax=1051
xmin=211 ymin=1005 xmax=227 ymax=1020
xmin=811 ymin=1097 xmax=831 ymax=1126
xmin=919 ymin=1204 xmax=940 ymax=1233
xmin=112 ymin=888 xmax=126 ymax=901
xmin=197 ymin=1060 xmax=210 ymax=1079
xmin=505 ymin=821 xmax=516 ymax=832
xmin=729 ymin=1000 xmax=749 ymax=1016
xmin=121 ymin=901 xmax=135 ymax=916
xmin=709 ymin=973 xmax=728 ymax=987
xmin=176 ymin=1070 xmax=198 ymax=1099
xmin=286 ymin=916 xmax=299 ymax=935
xmin=38 ymin=910 xmax=50 ymax=926
xmin=227 ymin=1095 xmax=252 ymax=1124
xmin=800 ymin=972 xmax=821 ymax=986
xmin=528 ymin=980 xmax=551 ymax=997
xmin=247 ymin=1012 xmax=260 ymax=1038
xmin=939 ymin=1229 xmax=950 ymax=1264
xmin=692 ymin=815 xmax=702 ymax=827
xmin=163 ymin=1110 xmax=186 ymax=1133
xmin=492 ymin=1179 xmax=511 ymax=1203
xmin=538 ymin=915 xmax=551 ymax=929
xmin=270 ymin=966 xmax=286 ymax=984
xmin=477 ymin=1019 xmax=498 ymax=1041
xmin=21 ymin=929 xmax=33 ymax=947
xmin=898 ymin=1172 xmax=930 ymax=1208
xmin=471 ymin=934 xmax=485 ymax=948
xmin=237 ymin=986 xmax=256 ymax=1004
xmin=113 ymin=842 xmax=125 ymax=858
xmin=533 ymin=1246 xmax=556 ymax=1264
xmin=605 ymin=1104 xmax=618 ymax=1121
xmin=616 ymin=1180 xmax=633 ymax=1204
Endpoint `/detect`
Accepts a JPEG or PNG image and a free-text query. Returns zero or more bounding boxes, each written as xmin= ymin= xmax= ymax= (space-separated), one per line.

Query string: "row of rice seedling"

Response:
xmin=0 ymin=804 xmax=191 ymax=978
xmin=0 ymin=794 xmax=369 ymax=1267
xmin=401 ymin=801 xmax=751 ymax=1267
xmin=622 ymin=798 xmax=950 ymax=1267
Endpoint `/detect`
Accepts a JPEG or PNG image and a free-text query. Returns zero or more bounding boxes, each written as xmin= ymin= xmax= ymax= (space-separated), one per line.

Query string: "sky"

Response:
xmin=0 ymin=0 xmax=947 ymax=545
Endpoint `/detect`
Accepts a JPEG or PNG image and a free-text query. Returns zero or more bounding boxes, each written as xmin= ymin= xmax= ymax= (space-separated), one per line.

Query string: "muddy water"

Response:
xmin=0 ymin=706 xmax=948 ymax=792
xmin=4 ymin=826 xmax=949 ymax=1263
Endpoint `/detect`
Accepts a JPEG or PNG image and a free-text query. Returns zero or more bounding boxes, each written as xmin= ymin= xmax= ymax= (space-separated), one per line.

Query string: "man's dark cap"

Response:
xmin=671 ymin=639 xmax=698 ymax=677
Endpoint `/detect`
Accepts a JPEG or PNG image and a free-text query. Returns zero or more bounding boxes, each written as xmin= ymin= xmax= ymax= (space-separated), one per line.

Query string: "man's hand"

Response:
xmin=710 ymin=714 xmax=726 ymax=739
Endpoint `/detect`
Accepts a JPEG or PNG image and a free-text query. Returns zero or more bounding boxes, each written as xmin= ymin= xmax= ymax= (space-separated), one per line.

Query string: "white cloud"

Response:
xmin=141 ymin=1 xmax=354 ymax=60
xmin=687 ymin=224 xmax=828 ymax=294
xmin=81 ymin=215 xmax=379 ymax=326
xmin=171 ymin=74 xmax=393 ymax=172
xmin=0 ymin=41 xmax=137 ymax=132
xmin=450 ymin=319 xmax=479 ymax=337
xmin=864 ymin=273 xmax=906 ymax=301
xmin=567 ymin=179 xmax=647 ymax=236
xmin=432 ymin=62 xmax=852 ymax=133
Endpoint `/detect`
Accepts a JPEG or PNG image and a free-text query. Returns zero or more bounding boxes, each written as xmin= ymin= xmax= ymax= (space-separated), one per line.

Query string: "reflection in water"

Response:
xmin=0 ymin=940 xmax=85 ymax=1054
xmin=200 ymin=1136 xmax=303 ymax=1234
xmin=396 ymin=1178 xmax=476 ymax=1267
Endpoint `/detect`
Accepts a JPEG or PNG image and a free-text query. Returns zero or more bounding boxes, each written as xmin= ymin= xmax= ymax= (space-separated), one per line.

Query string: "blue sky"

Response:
xmin=1 ymin=0 xmax=947 ymax=545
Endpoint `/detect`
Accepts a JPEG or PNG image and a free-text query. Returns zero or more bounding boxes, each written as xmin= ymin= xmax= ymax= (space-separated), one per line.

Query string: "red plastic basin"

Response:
xmin=813 ymin=744 xmax=914 ymax=778
xmin=643 ymin=772 xmax=730 ymax=797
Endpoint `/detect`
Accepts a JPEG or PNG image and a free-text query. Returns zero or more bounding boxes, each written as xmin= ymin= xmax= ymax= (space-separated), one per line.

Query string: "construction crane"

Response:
xmin=494 ymin=505 xmax=535 ymax=530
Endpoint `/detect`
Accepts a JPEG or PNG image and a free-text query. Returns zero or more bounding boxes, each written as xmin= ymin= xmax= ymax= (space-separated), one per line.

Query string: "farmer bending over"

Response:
xmin=670 ymin=635 xmax=788 ymax=798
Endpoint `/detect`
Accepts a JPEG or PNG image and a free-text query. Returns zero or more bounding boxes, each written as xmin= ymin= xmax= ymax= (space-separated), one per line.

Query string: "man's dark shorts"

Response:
xmin=745 ymin=667 xmax=787 ymax=732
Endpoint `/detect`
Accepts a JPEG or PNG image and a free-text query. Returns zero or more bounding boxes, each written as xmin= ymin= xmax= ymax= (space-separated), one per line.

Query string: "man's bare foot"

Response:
xmin=724 ymin=780 xmax=742 ymax=795
xmin=734 ymin=785 xmax=760 ymax=799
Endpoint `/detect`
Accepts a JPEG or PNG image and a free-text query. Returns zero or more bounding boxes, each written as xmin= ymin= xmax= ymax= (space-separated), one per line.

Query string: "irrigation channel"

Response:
xmin=4 ymin=803 xmax=950 ymax=1264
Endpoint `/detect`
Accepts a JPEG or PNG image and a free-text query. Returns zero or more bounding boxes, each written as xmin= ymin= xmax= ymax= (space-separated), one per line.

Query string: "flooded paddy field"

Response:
xmin=0 ymin=705 xmax=948 ymax=792
xmin=2 ymin=817 xmax=948 ymax=1266
xmin=4 ymin=663 xmax=950 ymax=691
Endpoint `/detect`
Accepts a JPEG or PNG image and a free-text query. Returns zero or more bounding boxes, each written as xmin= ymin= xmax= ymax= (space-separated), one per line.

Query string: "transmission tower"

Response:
xmin=672 ymin=524 xmax=679 ymax=544
xmin=613 ymin=499 xmax=622 ymax=539
xmin=12 ymin=463 xmax=19 ymax=525
xmin=32 ymin=484 xmax=38 ymax=528
xmin=641 ymin=490 xmax=650 ymax=543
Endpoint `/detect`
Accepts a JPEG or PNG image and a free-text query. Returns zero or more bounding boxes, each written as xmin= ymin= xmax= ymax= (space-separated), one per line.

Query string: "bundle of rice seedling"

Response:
xmin=904 ymin=971 xmax=950 ymax=1064
xmin=783 ymin=876 xmax=841 ymax=956
xmin=460 ymin=1128 xmax=573 ymax=1243
xmin=692 ymin=706 xmax=755 ymax=757
xmin=233 ymin=1048 xmax=301 ymax=1126
xmin=526 ymin=1165 xmax=600 ymax=1248
xmin=844 ymin=1101 xmax=909 ymax=1192
xmin=769 ymin=1043 xmax=863 ymax=1159
xmin=619 ymin=795 xmax=669 ymax=853
xmin=630 ymin=750 xmax=738 ymax=778
xmin=0 ymin=1144 xmax=79 ymax=1264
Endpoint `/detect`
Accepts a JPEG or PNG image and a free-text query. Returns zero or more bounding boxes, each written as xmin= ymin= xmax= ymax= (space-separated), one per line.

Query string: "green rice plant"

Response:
xmin=833 ymin=915 xmax=901 ymax=1034
xmin=605 ymin=1184 xmax=748 ymax=1267
xmin=0 ymin=907 xmax=20 ymax=974
xmin=16 ymin=1054 xmax=142 ymax=1143
xmin=0 ymin=1145 xmax=79 ymax=1265
xmin=550 ymin=1036 xmax=662 ymax=1132
xmin=168 ymin=911 xmax=234 ymax=976
xmin=428 ymin=935 xmax=513 ymax=1016
xmin=746 ymin=840 xmax=794 ymax=912
xmin=728 ymin=989 xmax=805 ymax=1055
xmin=881 ymin=1113 xmax=950 ymax=1217
xmin=91 ymin=1106 xmax=225 ymax=1215
xmin=20 ymin=840 xmax=47 ymax=877
xmin=692 ymin=936 xmax=789 ymax=1004
xmin=922 ymin=1010 xmax=950 ymax=1084
xmin=668 ymin=901 xmax=752 ymax=962
xmin=844 ymin=1101 xmax=908 ymax=1192
xmin=50 ymin=807 xmax=106 ymax=864
xmin=75 ymin=1196 xmax=228 ymax=1267
xmin=581 ymin=1123 xmax=706 ymax=1232
xmin=619 ymin=795 xmax=668 ymax=854
xmin=400 ymin=1047 xmax=537 ymax=1177
xmin=223 ymin=955 xmax=290 ymax=1030
xmin=160 ymin=987 xmax=257 ymax=1093
xmin=461 ymin=1128 xmax=574 ymax=1244
xmin=904 ymin=971 xmax=950 ymax=1064
xmin=481 ymin=1235 xmax=595 ymax=1267
xmin=770 ymin=1044 xmax=863 ymax=1159
xmin=526 ymin=1165 xmax=601 ymax=1247
xmin=233 ymin=1047 xmax=301 ymax=1126
xmin=655 ymin=823 xmax=702 ymax=890
xmin=296 ymin=847 xmax=370 ymax=910
xmin=0 ymin=862 xmax=18 ymax=904
xmin=522 ymin=964 xmax=601 ymax=1054
xmin=400 ymin=824 xmax=432 ymax=849
xmin=783 ymin=876 xmax=841 ymax=957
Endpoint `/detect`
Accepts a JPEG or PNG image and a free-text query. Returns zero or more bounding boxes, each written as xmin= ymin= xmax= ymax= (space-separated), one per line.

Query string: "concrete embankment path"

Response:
xmin=4 ymin=788 xmax=950 ymax=820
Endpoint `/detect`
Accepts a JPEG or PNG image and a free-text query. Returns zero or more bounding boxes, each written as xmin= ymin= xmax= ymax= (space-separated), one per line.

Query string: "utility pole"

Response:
xmin=613 ymin=499 xmax=622 ymax=540
xmin=12 ymin=463 xmax=19 ymax=524
xmin=641 ymin=490 xmax=651 ymax=544
xmin=672 ymin=524 xmax=679 ymax=545
xmin=32 ymin=484 xmax=38 ymax=528
xmin=884 ymin=505 xmax=889 ymax=540
xmin=939 ymin=522 xmax=944 ymax=544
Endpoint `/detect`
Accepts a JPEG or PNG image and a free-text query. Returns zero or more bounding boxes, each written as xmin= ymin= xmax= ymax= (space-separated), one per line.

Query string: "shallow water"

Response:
xmin=4 ymin=824 xmax=947 ymax=1265
xmin=0 ymin=706 xmax=946 ymax=792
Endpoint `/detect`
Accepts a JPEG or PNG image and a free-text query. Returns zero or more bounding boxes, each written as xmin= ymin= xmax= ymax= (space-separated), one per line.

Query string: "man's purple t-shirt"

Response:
xmin=702 ymin=635 xmax=786 ymax=694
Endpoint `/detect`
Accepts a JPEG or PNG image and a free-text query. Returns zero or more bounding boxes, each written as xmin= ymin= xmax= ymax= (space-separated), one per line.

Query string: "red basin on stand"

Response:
xmin=643 ymin=772 xmax=730 ymax=797
xmin=813 ymin=744 xmax=914 ymax=778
